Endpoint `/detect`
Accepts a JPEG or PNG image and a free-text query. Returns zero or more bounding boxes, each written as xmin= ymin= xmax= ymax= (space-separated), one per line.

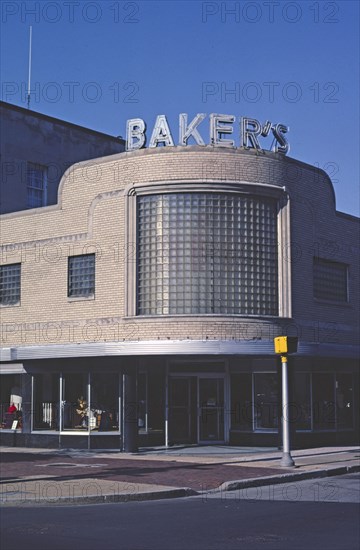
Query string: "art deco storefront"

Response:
xmin=0 ymin=143 xmax=359 ymax=449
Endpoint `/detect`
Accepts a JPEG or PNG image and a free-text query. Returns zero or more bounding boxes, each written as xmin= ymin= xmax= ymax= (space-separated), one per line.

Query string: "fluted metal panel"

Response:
xmin=2 ymin=340 xmax=359 ymax=361
xmin=0 ymin=348 xmax=12 ymax=362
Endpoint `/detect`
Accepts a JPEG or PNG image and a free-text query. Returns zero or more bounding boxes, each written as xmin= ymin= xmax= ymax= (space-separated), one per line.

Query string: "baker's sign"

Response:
xmin=126 ymin=114 xmax=289 ymax=154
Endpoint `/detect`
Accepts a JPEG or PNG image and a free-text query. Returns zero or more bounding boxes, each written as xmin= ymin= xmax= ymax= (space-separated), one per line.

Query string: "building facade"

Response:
xmin=0 ymin=101 xmax=125 ymax=214
xmin=0 ymin=145 xmax=359 ymax=449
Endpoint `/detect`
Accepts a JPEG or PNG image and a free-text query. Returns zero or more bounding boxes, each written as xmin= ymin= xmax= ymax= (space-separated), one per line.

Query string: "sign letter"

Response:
xmin=272 ymin=124 xmax=290 ymax=155
xmin=149 ymin=115 xmax=174 ymax=148
xmin=210 ymin=114 xmax=235 ymax=147
xmin=241 ymin=117 xmax=262 ymax=150
xmin=179 ymin=113 xmax=206 ymax=146
xmin=126 ymin=118 xmax=146 ymax=151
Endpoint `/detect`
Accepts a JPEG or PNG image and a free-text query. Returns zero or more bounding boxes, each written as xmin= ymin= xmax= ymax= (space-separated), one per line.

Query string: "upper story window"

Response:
xmin=0 ymin=263 xmax=21 ymax=306
xmin=27 ymin=162 xmax=47 ymax=208
xmin=137 ymin=193 xmax=278 ymax=316
xmin=313 ymin=258 xmax=348 ymax=302
xmin=68 ymin=254 xmax=95 ymax=298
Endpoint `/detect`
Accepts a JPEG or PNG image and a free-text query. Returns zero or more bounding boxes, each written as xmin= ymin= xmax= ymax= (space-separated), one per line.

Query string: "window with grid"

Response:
xmin=313 ymin=258 xmax=348 ymax=302
xmin=0 ymin=263 xmax=21 ymax=305
xmin=137 ymin=193 xmax=278 ymax=315
xmin=68 ymin=254 xmax=95 ymax=298
xmin=27 ymin=162 xmax=47 ymax=208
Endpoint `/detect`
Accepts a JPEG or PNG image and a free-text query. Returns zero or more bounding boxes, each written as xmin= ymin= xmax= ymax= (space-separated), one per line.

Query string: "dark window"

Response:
xmin=254 ymin=373 xmax=278 ymax=430
xmin=312 ymin=373 xmax=335 ymax=430
xmin=68 ymin=254 xmax=95 ymax=298
xmin=27 ymin=162 xmax=47 ymax=208
xmin=313 ymin=258 xmax=348 ymax=302
xmin=0 ymin=263 xmax=21 ymax=305
xmin=293 ymin=372 xmax=312 ymax=430
xmin=336 ymin=373 xmax=354 ymax=429
xmin=230 ymin=374 xmax=253 ymax=430
xmin=137 ymin=193 xmax=278 ymax=315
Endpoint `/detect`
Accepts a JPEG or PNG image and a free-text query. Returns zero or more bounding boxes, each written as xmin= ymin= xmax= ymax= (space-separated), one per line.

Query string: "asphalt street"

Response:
xmin=1 ymin=474 xmax=359 ymax=550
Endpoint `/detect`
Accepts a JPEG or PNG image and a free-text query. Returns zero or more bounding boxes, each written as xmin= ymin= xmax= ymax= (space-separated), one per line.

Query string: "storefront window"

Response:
xmin=138 ymin=372 xmax=147 ymax=431
xmin=138 ymin=371 xmax=165 ymax=434
xmin=90 ymin=373 xmax=120 ymax=432
xmin=254 ymin=373 xmax=278 ymax=430
xmin=336 ymin=373 xmax=353 ymax=429
xmin=0 ymin=374 xmax=23 ymax=430
xmin=293 ymin=372 xmax=312 ymax=430
xmin=33 ymin=373 xmax=59 ymax=430
xmin=61 ymin=373 xmax=89 ymax=431
xmin=313 ymin=373 xmax=335 ymax=430
xmin=230 ymin=374 xmax=252 ymax=430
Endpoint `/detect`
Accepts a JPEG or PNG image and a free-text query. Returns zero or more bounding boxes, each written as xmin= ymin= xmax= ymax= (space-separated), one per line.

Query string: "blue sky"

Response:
xmin=1 ymin=0 xmax=359 ymax=215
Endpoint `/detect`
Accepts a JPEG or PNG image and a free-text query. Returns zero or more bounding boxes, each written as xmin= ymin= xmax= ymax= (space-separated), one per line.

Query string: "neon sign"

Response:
xmin=126 ymin=114 xmax=289 ymax=154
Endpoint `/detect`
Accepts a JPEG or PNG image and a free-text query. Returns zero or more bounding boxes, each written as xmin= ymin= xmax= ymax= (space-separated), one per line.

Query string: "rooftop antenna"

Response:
xmin=27 ymin=26 xmax=32 ymax=109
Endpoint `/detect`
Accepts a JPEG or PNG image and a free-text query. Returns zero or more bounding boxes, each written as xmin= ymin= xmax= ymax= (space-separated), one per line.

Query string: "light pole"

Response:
xmin=274 ymin=336 xmax=298 ymax=468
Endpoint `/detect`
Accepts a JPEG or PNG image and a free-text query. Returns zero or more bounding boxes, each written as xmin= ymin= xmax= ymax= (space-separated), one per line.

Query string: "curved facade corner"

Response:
xmin=0 ymin=146 xmax=358 ymax=450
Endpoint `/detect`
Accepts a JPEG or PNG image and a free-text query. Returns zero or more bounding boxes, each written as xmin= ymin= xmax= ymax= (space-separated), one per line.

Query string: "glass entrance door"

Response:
xmin=198 ymin=378 xmax=225 ymax=443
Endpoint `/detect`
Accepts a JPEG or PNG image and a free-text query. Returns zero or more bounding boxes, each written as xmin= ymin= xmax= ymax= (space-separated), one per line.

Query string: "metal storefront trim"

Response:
xmin=0 ymin=362 xmax=26 ymax=374
xmin=1 ymin=340 xmax=359 ymax=360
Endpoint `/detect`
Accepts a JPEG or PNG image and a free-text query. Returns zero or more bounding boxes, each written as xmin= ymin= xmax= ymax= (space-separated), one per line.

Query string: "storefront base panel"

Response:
xmin=88 ymin=436 xmax=122 ymax=450
xmin=1 ymin=430 xmax=358 ymax=451
xmin=230 ymin=431 xmax=281 ymax=448
xmin=59 ymin=435 xmax=122 ymax=450
xmin=0 ymin=432 xmax=59 ymax=448
xmin=229 ymin=430 xmax=359 ymax=449
xmin=294 ymin=431 xmax=359 ymax=448
xmin=0 ymin=433 xmax=123 ymax=450
xmin=138 ymin=431 xmax=165 ymax=448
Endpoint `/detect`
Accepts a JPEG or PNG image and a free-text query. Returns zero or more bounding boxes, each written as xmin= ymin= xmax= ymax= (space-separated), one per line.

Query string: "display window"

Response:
xmin=90 ymin=373 xmax=120 ymax=432
xmin=31 ymin=372 xmax=120 ymax=433
xmin=0 ymin=374 xmax=23 ymax=431
xmin=231 ymin=370 xmax=354 ymax=433
xmin=33 ymin=372 xmax=59 ymax=430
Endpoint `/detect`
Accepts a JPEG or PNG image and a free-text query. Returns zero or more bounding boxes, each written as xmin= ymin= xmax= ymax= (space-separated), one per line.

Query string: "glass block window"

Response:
xmin=0 ymin=263 xmax=21 ymax=305
xmin=27 ymin=162 xmax=47 ymax=208
xmin=68 ymin=254 xmax=95 ymax=298
xmin=313 ymin=258 xmax=348 ymax=302
xmin=137 ymin=193 xmax=278 ymax=315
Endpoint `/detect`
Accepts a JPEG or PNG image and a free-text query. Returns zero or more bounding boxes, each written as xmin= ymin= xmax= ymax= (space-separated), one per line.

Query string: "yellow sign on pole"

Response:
xmin=274 ymin=336 xmax=298 ymax=355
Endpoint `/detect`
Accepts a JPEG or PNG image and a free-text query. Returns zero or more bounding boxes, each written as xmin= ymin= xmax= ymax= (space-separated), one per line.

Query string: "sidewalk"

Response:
xmin=1 ymin=445 xmax=359 ymax=506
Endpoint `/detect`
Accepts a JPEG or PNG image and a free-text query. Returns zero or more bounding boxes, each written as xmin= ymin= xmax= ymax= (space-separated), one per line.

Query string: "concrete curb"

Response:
xmin=217 ymin=464 xmax=360 ymax=493
xmin=1 ymin=465 xmax=359 ymax=506
xmin=0 ymin=487 xmax=199 ymax=507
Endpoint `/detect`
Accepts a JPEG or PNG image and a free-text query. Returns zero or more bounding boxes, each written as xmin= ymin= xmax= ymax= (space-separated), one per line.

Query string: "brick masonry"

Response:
xmin=1 ymin=146 xmax=359 ymax=349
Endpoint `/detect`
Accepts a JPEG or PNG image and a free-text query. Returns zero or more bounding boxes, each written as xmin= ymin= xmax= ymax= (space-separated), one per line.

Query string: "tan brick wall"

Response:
xmin=1 ymin=146 xmax=359 ymax=349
